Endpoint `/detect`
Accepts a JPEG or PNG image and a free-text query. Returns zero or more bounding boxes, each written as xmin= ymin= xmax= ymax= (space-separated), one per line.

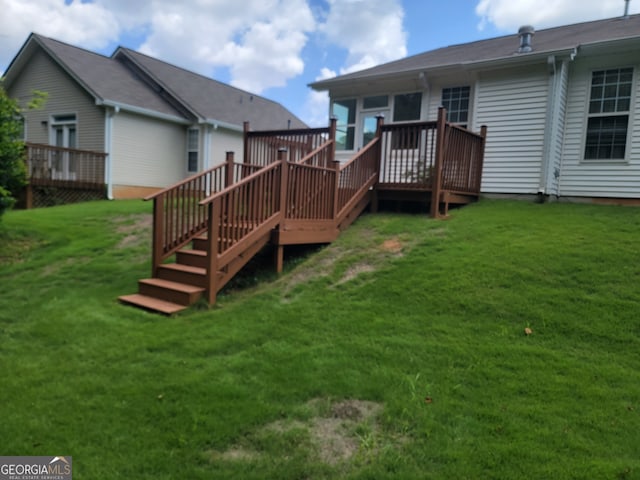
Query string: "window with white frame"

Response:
xmin=50 ymin=114 xmax=77 ymax=180
xmin=187 ymin=127 xmax=199 ymax=172
xmin=393 ymin=92 xmax=422 ymax=122
xmin=585 ymin=68 xmax=633 ymax=160
xmin=333 ymin=99 xmax=356 ymax=150
xmin=441 ymin=86 xmax=470 ymax=126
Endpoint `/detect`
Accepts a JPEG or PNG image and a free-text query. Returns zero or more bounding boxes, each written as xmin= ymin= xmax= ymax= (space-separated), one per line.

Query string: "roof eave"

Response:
xmin=309 ymin=48 xmax=579 ymax=91
xmin=203 ymin=118 xmax=244 ymax=132
xmin=98 ymin=99 xmax=192 ymax=124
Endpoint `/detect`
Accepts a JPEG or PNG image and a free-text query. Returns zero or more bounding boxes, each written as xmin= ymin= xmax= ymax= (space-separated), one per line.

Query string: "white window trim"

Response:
xmin=580 ymin=66 xmax=635 ymax=165
xmin=187 ymin=127 xmax=200 ymax=173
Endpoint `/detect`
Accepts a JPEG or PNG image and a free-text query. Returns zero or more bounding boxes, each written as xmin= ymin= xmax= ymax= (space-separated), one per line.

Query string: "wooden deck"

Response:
xmin=120 ymin=108 xmax=487 ymax=314
xmin=22 ymin=143 xmax=107 ymax=208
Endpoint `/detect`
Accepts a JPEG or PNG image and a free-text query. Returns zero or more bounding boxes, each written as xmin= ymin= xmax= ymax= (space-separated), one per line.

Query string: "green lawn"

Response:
xmin=1 ymin=199 xmax=639 ymax=479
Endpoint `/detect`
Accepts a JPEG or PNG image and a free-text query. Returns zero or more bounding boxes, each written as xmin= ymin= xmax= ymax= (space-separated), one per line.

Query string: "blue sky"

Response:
xmin=1 ymin=0 xmax=637 ymax=126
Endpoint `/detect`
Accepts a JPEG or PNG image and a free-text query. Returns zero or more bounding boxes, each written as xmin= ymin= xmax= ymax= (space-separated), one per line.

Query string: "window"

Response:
xmin=333 ymin=99 xmax=356 ymax=150
xmin=585 ymin=68 xmax=633 ymax=160
xmin=442 ymin=86 xmax=470 ymax=125
xmin=363 ymin=95 xmax=388 ymax=110
xmin=50 ymin=114 xmax=77 ymax=180
xmin=393 ymin=92 xmax=422 ymax=122
xmin=187 ymin=128 xmax=199 ymax=172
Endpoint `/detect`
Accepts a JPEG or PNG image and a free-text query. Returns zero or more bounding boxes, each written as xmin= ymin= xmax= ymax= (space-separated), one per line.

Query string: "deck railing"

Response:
xmin=286 ymin=140 xmax=336 ymax=219
xmin=336 ymin=136 xmax=380 ymax=219
xmin=146 ymin=153 xmax=239 ymax=276
xmin=200 ymin=157 xmax=284 ymax=301
xmin=25 ymin=143 xmax=106 ymax=187
xmin=378 ymin=122 xmax=438 ymax=189
xmin=243 ymin=120 xmax=335 ymax=166
xmin=441 ymin=124 xmax=487 ymax=194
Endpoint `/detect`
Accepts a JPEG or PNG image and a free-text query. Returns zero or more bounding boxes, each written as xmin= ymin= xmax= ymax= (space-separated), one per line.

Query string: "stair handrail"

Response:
xmin=296 ymin=139 xmax=335 ymax=167
xmin=200 ymin=156 xmax=285 ymax=302
xmin=334 ymin=136 xmax=380 ymax=221
xmin=146 ymin=156 xmax=236 ymax=276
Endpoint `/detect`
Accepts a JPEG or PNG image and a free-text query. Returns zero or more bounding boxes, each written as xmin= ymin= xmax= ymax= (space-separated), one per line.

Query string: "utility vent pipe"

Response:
xmin=624 ymin=0 xmax=631 ymax=18
xmin=518 ymin=25 xmax=535 ymax=53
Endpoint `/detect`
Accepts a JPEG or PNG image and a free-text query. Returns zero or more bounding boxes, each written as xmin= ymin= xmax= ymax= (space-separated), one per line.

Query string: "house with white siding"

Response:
xmin=311 ymin=13 xmax=640 ymax=202
xmin=2 ymin=33 xmax=306 ymax=199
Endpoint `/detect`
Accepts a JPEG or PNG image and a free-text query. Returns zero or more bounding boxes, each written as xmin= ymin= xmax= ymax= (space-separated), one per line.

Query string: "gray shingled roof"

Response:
xmin=34 ymin=35 xmax=186 ymax=119
xmin=311 ymin=14 xmax=640 ymax=89
xmin=117 ymin=48 xmax=307 ymax=130
xmin=5 ymin=33 xmax=306 ymax=129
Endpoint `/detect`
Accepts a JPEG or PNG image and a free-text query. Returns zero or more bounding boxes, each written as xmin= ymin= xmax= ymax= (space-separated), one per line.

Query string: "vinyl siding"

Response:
xmin=210 ymin=128 xmax=243 ymax=166
xmin=475 ymin=66 xmax=549 ymax=194
xmin=111 ymin=111 xmax=185 ymax=188
xmin=559 ymin=52 xmax=640 ymax=198
xmin=7 ymin=48 xmax=104 ymax=151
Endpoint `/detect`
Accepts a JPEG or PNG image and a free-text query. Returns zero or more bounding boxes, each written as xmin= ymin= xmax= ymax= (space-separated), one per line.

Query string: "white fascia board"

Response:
xmin=203 ymin=118 xmax=243 ymax=132
xmin=97 ymin=99 xmax=192 ymax=124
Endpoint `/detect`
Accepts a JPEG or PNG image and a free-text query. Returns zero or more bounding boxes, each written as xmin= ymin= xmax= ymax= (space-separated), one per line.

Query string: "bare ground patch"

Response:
xmin=208 ymin=398 xmax=386 ymax=467
xmin=280 ymin=228 xmax=422 ymax=295
xmin=112 ymin=214 xmax=152 ymax=250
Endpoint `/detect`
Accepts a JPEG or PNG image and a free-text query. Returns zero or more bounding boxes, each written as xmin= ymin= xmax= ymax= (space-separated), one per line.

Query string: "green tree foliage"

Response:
xmin=0 ymin=86 xmax=47 ymax=217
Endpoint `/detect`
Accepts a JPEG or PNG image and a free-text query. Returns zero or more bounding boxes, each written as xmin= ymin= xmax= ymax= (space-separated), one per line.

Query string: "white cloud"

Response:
xmin=0 ymin=0 xmax=315 ymax=95
xmin=134 ymin=0 xmax=315 ymax=93
xmin=303 ymin=68 xmax=337 ymax=127
xmin=0 ymin=0 xmax=119 ymax=68
xmin=320 ymin=0 xmax=407 ymax=74
xmin=476 ymin=0 xmax=640 ymax=31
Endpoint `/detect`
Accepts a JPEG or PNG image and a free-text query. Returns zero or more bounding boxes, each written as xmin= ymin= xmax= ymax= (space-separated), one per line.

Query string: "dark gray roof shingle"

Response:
xmin=117 ymin=48 xmax=307 ymax=130
xmin=35 ymin=35 xmax=186 ymax=118
xmin=7 ymin=33 xmax=306 ymax=129
xmin=311 ymin=14 xmax=640 ymax=89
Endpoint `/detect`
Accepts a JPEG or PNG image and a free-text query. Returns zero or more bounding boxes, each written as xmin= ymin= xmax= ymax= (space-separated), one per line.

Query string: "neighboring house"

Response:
xmin=311 ymin=13 xmax=640 ymax=201
xmin=2 ymin=33 xmax=306 ymax=199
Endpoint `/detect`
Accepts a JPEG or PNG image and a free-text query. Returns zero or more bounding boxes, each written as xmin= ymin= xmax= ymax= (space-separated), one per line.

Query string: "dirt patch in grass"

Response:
xmin=209 ymin=398 xmax=385 ymax=466
xmin=0 ymin=233 xmax=44 ymax=266
xmin=311 ymin=399 xmax=383 ymax=465
xmin=112 ymin=214 xmax=152 ymax=250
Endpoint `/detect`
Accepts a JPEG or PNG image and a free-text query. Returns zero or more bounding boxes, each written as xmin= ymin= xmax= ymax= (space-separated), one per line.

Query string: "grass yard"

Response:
xmin=1 ymin=198 xmax=639 ymax=479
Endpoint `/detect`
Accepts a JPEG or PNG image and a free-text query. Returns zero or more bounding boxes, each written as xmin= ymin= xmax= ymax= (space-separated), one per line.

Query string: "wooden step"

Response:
xmin=157 ymin=263 xmax=207 ymax=287
xmin=176 ymin=249 xmax=207 ymax=268
xmin=118 ymin=294 xmax=187 ymax=315
xmin=192 ymin=235 xmax=208 ymax=251
xmin=139 ymin=278 xmax=204 ymax=305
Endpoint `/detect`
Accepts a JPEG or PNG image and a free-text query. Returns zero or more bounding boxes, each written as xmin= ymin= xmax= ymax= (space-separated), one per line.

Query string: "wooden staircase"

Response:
xmin=119 ymin=111 xmax=487 ymax=315
xmin=119 ymin=237 xmax=208 ymax=314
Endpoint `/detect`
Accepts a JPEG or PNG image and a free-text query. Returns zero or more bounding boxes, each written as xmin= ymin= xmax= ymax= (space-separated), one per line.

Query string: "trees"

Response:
xmin=0 ymin=85 xmax=26 ymax=217
xmin=0 ymin=85 xmax=47 ymax=218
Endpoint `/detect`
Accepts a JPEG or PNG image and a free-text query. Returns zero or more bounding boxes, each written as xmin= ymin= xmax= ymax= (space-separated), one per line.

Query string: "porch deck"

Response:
xmin=120 ymin=107 xmax=487 ymax=313
xmin=22 ymin=143 xmax=107 ymax=208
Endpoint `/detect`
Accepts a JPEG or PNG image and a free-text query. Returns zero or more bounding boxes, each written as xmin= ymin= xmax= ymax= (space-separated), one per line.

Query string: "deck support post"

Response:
xmin=225 ymin=151 xmax=235 ymax=186
xmin=431 ymin=107 xmax=447 ymax=218
xmin=25 ymin=184 xmax=33 ymax=210
xmin=477 ymin=125 xmax=488 ymax=192
xmin=275 ymin=148 xmax=288 ymax=274
xmin=328 ymin=117 xmax=337 ymax=167
xmin=206 ymin=199 xmax=221 ymax=304
xmin=371 ymin=114 xmax=385 ymax=213
xmin=243 ymin=121 xmax=250 ymax=164
xmin=151 ymin=195 xmax=164 ymax=277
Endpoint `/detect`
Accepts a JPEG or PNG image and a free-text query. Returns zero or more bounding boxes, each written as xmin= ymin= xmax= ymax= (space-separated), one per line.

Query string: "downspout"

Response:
xmin=540 ymin=54 xmax=572 ymax=198
xmin=203 ymin=123 xmax=213 ymax=170
xmin=539 ymin=55 xmax=558 ymax=196
xmin=104 ymin=106 xmax=118 ymax=200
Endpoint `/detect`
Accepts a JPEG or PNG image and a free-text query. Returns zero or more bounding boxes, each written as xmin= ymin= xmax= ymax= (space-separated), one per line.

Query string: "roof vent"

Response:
xmin=518 ymin=25 xmax=535 ymax=53
xmin=624 ymin=0 xmax=631 ymax=18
